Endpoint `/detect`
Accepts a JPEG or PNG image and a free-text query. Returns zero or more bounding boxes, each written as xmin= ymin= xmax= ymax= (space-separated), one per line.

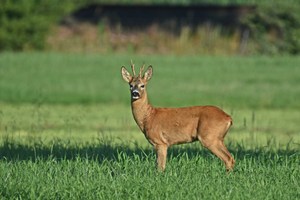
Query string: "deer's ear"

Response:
xmin=144 ymin=65 xmax=153 ymax=81
xmin=121 ymin=66 xmax=132 ymax=83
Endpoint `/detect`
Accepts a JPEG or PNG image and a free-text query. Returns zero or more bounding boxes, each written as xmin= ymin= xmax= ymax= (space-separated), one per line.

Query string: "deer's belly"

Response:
xmin=162 ymin=130 xmax=198 ymax=145
xmin=144 ymin=118 xmax=199 ymax=146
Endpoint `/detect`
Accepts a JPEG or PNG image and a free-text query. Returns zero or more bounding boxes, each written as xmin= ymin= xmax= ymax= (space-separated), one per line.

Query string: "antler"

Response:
xmin=139 ymin=64 xmax=145 ymax=77
xmin=131 ymin=59 xmax=136 ymax=76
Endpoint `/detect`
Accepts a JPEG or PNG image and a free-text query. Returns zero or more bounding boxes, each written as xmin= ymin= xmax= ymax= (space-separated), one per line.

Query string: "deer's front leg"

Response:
xmin=155 ymin=145 xmax=168 ymax=171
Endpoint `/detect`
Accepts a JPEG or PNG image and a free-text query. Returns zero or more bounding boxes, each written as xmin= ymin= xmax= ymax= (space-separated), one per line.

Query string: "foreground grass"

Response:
xmin=0 ymin=139 xmax=299 ymax=199
xmin=0 ymin=103 xmax=299 ymax=199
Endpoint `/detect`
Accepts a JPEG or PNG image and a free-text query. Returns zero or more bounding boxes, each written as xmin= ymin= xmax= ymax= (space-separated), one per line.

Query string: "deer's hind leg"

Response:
xmin=198 ymin=121 xmax=235 ymax=171
xmin=218 ymin=140 xmax=235 ymax=170
xmin=206 ymin=140 xmax=235 ymax=171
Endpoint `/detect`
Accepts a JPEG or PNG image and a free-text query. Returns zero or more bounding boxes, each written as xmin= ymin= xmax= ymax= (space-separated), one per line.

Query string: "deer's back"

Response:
xmin=152 ymin=105 xmax=231 ymax=123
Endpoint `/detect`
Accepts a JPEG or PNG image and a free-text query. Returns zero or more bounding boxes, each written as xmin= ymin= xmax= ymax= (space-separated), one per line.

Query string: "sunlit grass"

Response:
xmin=1 ymin=103 xmax=299 ymax=150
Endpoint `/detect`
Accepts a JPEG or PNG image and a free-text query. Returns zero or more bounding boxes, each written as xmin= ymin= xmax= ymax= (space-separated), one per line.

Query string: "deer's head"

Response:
xmin=121 ymin=62 xmax=153 ymax=101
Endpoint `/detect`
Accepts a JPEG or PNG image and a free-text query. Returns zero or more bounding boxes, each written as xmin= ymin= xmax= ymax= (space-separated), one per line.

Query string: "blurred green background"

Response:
xmin=0 ymin=0 xmax=299 ymax=147
xmin=0 ymin=0 xmax=299 ymax=145
xmin=1 ymin=0 xmax=300 ymax=54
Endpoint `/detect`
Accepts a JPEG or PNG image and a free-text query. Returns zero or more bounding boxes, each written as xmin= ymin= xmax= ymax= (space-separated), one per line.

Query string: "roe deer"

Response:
xmin=121 ymin=62 xmax=235 ymax=171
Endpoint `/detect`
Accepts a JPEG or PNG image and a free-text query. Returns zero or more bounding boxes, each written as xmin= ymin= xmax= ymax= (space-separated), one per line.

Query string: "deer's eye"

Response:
xmin=140 ymin=85 xmax=145 ymax=89
xmin=129 ymin=84 xmax=133 ymax=89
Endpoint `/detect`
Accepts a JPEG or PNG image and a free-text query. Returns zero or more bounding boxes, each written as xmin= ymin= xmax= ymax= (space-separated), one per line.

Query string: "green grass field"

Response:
xmin=0 ymin=53 xmax=299 ymax=199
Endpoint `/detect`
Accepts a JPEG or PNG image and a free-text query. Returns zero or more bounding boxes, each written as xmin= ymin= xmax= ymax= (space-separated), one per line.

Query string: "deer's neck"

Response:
xmin=131 ymin=92 xmax=153 ymax=133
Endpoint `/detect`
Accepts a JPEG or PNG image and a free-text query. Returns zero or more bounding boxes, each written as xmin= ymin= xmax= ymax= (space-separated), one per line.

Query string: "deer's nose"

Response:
xmin=132 ymin=90 xmax=140 ymax=99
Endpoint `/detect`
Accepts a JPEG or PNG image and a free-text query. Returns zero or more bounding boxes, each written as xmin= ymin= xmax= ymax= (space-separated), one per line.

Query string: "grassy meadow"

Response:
xmin=0 ymin=52 xmax=299 ymax=199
